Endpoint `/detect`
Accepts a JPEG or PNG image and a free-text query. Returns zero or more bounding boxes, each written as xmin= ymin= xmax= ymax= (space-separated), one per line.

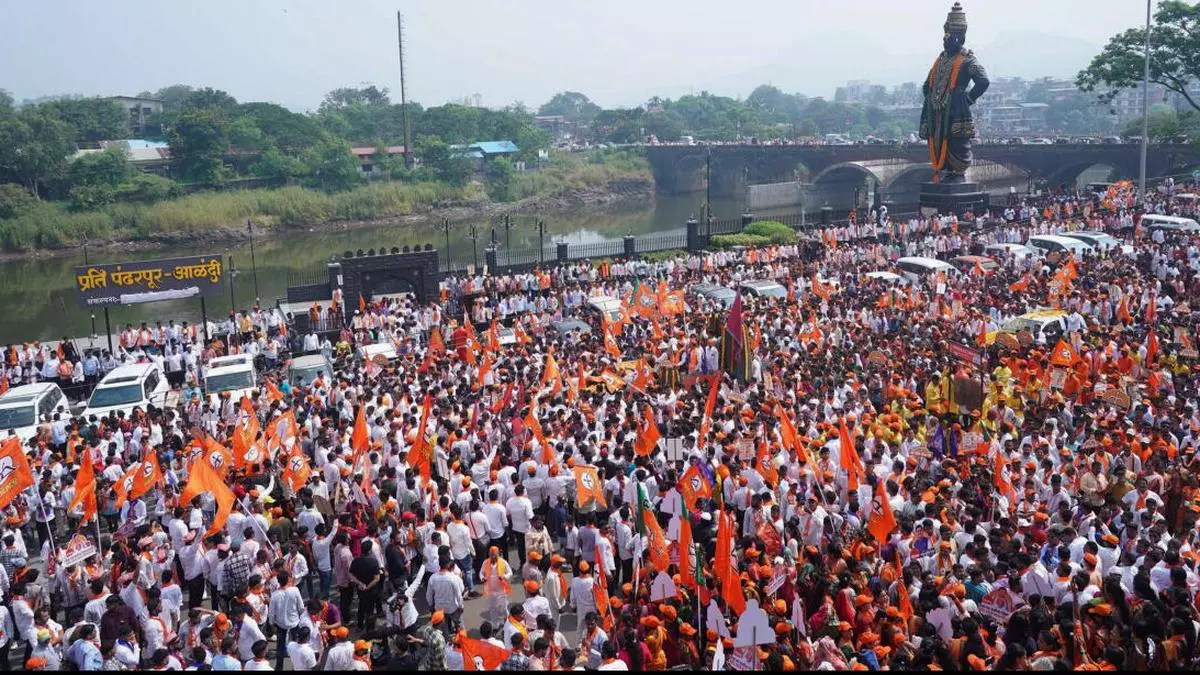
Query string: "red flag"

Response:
xmin=867 ymin=479 xmax=897 ymax=545
xmin=490 ymin=381 xmax=514 ymax=415
xmin=633 ymin=405 xmax=661 ymax=457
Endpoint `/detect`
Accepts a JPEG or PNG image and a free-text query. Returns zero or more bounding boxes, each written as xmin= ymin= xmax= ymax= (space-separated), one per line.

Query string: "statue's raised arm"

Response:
xmin=919 ymin=2 xmax=989 ymax=184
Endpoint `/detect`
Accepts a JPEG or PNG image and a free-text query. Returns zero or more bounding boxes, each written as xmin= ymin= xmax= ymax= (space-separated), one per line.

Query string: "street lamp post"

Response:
xmin=228 ymin=255 xmax=238 ymax=314
xmin=441 ymin=219 xmax=452 ymax=273
xmin=469 ymin=223 xmax=480 ymax=271
xmin=246 ymin=219 xmax=260 ymax=302
xmin=82 ymin=235 xmax=97 ymax=342
xmin=1139 ymin=0 xmax=1152 ymax=202
xmin=536 ymin=220 xmax=546 ymax=265
xmin=504 ymin=214 xmax=512 ymax=253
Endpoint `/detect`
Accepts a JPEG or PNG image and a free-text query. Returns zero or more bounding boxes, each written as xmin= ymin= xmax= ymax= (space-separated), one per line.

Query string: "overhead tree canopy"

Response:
xmin=1077 ymin=0 xmax=1200 ymax=114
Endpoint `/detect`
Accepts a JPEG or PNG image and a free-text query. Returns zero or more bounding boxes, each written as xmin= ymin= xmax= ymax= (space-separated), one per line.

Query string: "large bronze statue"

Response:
xmin=919 ymin=2 xmax=989 ymax=184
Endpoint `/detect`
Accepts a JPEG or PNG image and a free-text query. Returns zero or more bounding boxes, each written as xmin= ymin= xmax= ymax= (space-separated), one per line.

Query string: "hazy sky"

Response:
xmin=3 ymin=0 xmax=1148 ymax=111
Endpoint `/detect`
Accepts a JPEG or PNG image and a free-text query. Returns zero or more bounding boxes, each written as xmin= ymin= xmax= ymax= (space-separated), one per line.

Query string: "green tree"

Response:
xmin=302 ymin=136 xmax=361 ymax=192
xmin=415 ymin=135 xmax=474 ymax=186
xmin=485 ymin=156 xmax=515 ymax=202
xmin=180 ymin=87 xmax=239 ymax=114
xmin=228 ymin=117 xmax=267 ymax=152
xmin=169 ymin=107 xmax=231 ymax=183
xmin=250 ymin=147 xmax=307 ymax=181
xmin=238 ymin=102 xmax=323 ymax=155
xmin=1077 ymin=0 xmax=1200 ymax=113
xmin=142 ymin=85 xmax=196 ymax=113
xmin=0 ymin=106 xmax=74 ymax=197
xmin=319 ymin=86 xmax=391 ymax=111
xmin=1124 ymin=103 xmax=1182 ymax=141
xmin=67 ymin=147 xmax=133 ymax=188
xmin=421 ymin=104 xmax=483 ymax=145
xmin=40 ymin=98 xmax=127 ymax=142
xmin=537 ymin=91 xmax=601 ymax=123
xmin=0 ymin=183 xmax=36 ymax=219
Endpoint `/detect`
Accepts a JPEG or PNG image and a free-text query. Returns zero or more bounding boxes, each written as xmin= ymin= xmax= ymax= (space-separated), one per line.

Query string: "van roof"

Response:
xmin=896 ymin=256 xmax=954 ymax=270
xmin=99 ymin=363 xmax=156 ymax=383
xmin=1021 ymin=309 xmax=1067 ymax=320
xmin=586 ymin=296 xmax=622 ymax=308
xmin=290 ymin=355 xmax=331 ymax=368
xmin=205 ymin=363 xmax=255 ymax=378
xmin=1143 ymin=213 xmax=1200 ymax=224
xmin=0 ymin=383 xmax=59 ymax=401
xmin=1029 ymin=234 xmax=1092 ymax=245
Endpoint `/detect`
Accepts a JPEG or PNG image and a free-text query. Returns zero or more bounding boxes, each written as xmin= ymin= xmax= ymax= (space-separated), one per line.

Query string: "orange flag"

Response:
xmin=200 ymin=437 xmax=234 ymax=479
xmin=632 ymin=360 xmax=654 ymax=392
xmin=714 ymin=509 xmax=733 ymax=586
xmin=351 ymin=405 xmax=369 ymax=461
xmin=976 ymin=318 xmax=989 ymax=347
xmin=594 ymin=548 xmax=614 ymax=633
xmin=774 ymin=403 xmax=800 ymax=453
xmin=1146 ymin=295 xmax=1157 ymax=325
xmin=698 ymin=372 xmax=720 ymax=443
xmin=603 ymin=318 xmax=621 ymax=358
xmin=678 ymin=514 xmax=696 ymax=589
xmin=131 ymin=449 xmax=162 ymax=500
xmin=1116 ymin=295 xmax=1132 ymax=324
xmin=264 ymin=378 xmax=284 ymax=403
xmin=459 ymin=631 xmax=511 ymax=671
xmin=475 ymin=354 xmax=494 ymax=391
xmin=513 ymin=321 xmax=531 ymax=346
xmin=486 ymin=320 xmax=502 ymax=354
xmin=756 ymin=439 xmax=778 ymax=488
xmin=1145 ymin=329 xmax=1159 ymax=366
xmin=358 ymin=294 xmax=366 ymax=312
xmin=895 ymin=552 xmax=913 ymax=621
xmin=721 ymin=543 xmax=746 ymax=614
xmin=428 ymin=325 xmax=446 ymax=355
xmin=66 ymin=433 xmax=79 ymax=464
xmin=994 ymin=452 xmax=1015 ymax=501
xmin=573 ymin=465 xmax=606 ymax=509
xmin=181 ymin=451 xmax=235 ymax=539
xmin=839 ymin=417 xmax=863 ymax=491
xmin=541 ymin=351 xmax=562 ymax=396
xmin=1008 ymin=274 xmax=1031 ymax=293
xmin=679 ymin=464 xmax=712 ymax=512
xmin=1049 ymin=339 xmax=1079 ymax=367
xmin=633 ymin=405 xmax=661 ymax=457
xmin=866 ymin=479 xmax=897 ymax=545
xmin=114 ymin=463 xmax=141 ymax=509
xmin=67 ymin=453 xmax=97 ymax=523
xmin=282 ymin=449 xmax=312 ymax=494
xmin=525 ymin=408 xmax=553 ymax=464
xmin=405 ymin=394 xmax=434 ymax=480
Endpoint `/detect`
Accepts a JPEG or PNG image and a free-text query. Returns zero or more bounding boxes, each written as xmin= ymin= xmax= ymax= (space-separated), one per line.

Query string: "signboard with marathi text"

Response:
xmin=946 ymin=342 xmax=984 ymax=368
xmin=74 ymin=255 xmax=225 ymax=308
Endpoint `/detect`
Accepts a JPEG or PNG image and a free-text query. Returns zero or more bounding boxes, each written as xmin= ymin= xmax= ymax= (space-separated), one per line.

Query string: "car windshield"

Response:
xmin=205 ymin=370 xmax=254 ymax=394
xmin=0 ymin=406 xmax=35 ymax=430
xmin=757 ymin=286 xmax=787 ymax=298
xmin=1001 ymin=317 xmax=1046 ymax=334
xmin=291 ymin=366 xmax=327 ymax=387
xmin=88 ymin=383 xmax=144 ymax=409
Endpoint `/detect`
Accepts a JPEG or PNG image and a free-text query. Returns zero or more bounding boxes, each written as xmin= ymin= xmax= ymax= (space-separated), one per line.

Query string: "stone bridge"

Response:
xmin=645 ymin=143 xmax=1200 ymax=197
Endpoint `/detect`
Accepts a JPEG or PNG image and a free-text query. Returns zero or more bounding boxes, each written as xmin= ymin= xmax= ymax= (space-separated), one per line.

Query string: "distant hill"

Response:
xmin=975 ymin=30 xmax=1101 ymax=82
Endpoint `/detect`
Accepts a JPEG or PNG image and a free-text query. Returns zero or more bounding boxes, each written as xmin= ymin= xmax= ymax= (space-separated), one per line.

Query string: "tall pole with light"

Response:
xmin=1139 ymin=0 xmax=1152 ymax=202
xmin=246 ymin=219 xmax=260 ymax=302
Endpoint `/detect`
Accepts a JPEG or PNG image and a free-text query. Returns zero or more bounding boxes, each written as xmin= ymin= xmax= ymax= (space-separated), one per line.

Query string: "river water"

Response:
xmin=1 ymin=195 xmax=744 ymax=347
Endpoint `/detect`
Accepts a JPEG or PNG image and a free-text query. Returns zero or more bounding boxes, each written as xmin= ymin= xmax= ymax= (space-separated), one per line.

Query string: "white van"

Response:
xmin=1141 ymin=213 xmax=1200 ymax=233
xmin=358 ymin=342 xmax=398 ymax=364
xmin=0 ymin=383 xmax=68 ymax=443
xmin=82 ymin=363 xmax=169 ymax=419
xmin=203 ymin=357 xmax=257 ymax=405
xmin=1026 ymin=235 xmax=1093 ymax=257
xmin=895 ymin=256 xmax=959 ymax=285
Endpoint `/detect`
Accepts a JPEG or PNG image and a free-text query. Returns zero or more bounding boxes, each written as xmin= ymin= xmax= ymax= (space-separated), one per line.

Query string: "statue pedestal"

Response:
xmin=919 ymin=182 xmax=989 ymax=218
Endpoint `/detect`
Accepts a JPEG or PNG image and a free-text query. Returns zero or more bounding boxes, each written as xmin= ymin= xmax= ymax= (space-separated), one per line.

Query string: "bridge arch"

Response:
xmin=810 ymin=162 xmax=882 ymax=211
xmin=1044 ymin=162 xmax=1122 ymax=190
xmin=881 ymin=163 xmax=934 ymax=206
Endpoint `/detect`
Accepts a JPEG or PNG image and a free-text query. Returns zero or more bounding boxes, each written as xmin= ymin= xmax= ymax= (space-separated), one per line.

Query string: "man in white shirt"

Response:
xmin=425 ymin=558 xmax=465 ymax=635
xmin=484 ymin=490 xmax=509 ymax=560
xmin=286 ymin=625 xmax=319 ymax=671
xmin=506 ymin=485 xmax=534 ymax=566
xmin=231 ymin=603 xmax=266 ymax=661
xmin=268 ymin=570 xmax=305 ymax=670
xmin=445 ymin=507 xmax=477 ymax=596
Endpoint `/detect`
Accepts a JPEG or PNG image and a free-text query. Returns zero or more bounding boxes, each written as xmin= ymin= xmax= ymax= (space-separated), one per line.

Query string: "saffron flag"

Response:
xmin=351 ymin=405 xmax=369 ymax=461
xmin=428 ymin=325 xmax=446 ymax=355
xmin=594 ymin=548 xmax=614 ymax=633
xmin=1116 ymin=295 xmax=1133 ymax=324
xmin=475 ymin=354 xmax=494 ymax=391
xmin=719 ymin=293 xmax=751 ymax=383
xmin=1049 ymin=339 xmax=1079 ymax=367
xmin=866 ymin=479 xmax=897 ymax=545
xmin=1146 ymin=295 xmax=1157 ymax=325
xmin=698 ymin=372 xmax=720 ymax=442
xmin=994 ymin=451 xmax=1015 ymax=501
xmin=774 ymin=403 xmax=800 ymax=453
xmin=678 ymin=514 xmax=696 ymax=588
xmin=632 ymin=279 xmax=658 ymax=318
xmin=679 ymin=464 xmax=713 ymax=512
xmin=756 ymin=439 xmax=778 ymax=488
xmin=282 ymin=449 xmax=312 ymax=494
xmin=633 ymin=405 xmax=661 ymax=457
xmin=1145 ymin=328 xmax=1159 ymax=366
xmin=636 ymin=483 xmax=669 ymax=573
xmin=839 ymin=417 xmax=863 ymax=491
xmin=114 ymin=463 xmax=141 ymax=509
xmin=573 ymin=465 xmax=606 ymax=509
xmin=490 ymin=381 xmax=514 ymax=415
xmin=131 ymin=449 xmax=162 ymax=500
xmin=486 ymin=320 xmax=502 ymax=354
xmin=459 ymin=632 xmax=511 ymax=671
xmin=1008 ymin=274 xmax=1031 ymax=293
xmin=714 ymin=509 xmax=733 ymax=585
xmin=264 ymin=378 xmax=284 ymax=403
xmin=541 ymin=351 xmax=562 ymax=396
xmin=603 ymin=318 xmax=621 ymax=358
xmin=181 ymin=454 xmax=235 ymax=539
xmin=524 ymin=407 xmax=552 ymax=464
xmin=406 ymin=394 xmax=434 ymax=480
xmin=895 ymin=552 xmax=913 ymax=621
xmin=67 ymin=453 xmax=97 ymax=523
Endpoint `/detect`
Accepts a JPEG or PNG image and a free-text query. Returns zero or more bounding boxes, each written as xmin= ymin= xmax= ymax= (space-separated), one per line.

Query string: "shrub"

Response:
xmin=711 ymin=233 xmax=771 ymax=248
xmin=744 ymin=219 xmax=797 ymax=243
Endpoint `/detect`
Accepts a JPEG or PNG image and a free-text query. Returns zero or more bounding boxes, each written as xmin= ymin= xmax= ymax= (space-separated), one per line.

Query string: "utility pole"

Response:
xmin=1139 ymin=0 xmax=1152 ymax=202
xmin=705 ymin=146 xmax=713 ymax=237
xmin=397 ymin=12 xmax=413 ymax=169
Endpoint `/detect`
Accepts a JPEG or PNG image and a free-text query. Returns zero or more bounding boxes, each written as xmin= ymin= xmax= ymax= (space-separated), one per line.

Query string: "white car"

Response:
xmin=864 ymin=271 xmax=908 ymax=285
xmin=203 ymin=357 xmax=257 ymax=405
xmin=984 ymin=243 xmax=1039 ymax=261
xmin=82 ymin=363 xmax=169 ymax=419
xmin=1026 ymin=235 xmax=1093 ymax=257
xmin=740 ymin=280 xmax=788 ymax=299
xmin=1062 ymin=231 xmax=1133 ymax=256
xmin=0 ymin=383 xmax=68 ymax=443
xmin=287 ymin=354 xmax=334 ymax=388
xmin=358 ymin=342 xmax=398 ymax=364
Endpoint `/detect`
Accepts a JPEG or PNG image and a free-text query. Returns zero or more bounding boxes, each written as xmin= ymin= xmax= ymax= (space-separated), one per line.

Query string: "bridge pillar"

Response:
xmin=485 ymin=246 xmax=497 ymax=272
xmin=623 ymin=235 xmax=636 ymax=258
xmin=556 ymin=241 xmax=569 ymax=263
xmin=919 ymin=182 xmax=989 ymax=218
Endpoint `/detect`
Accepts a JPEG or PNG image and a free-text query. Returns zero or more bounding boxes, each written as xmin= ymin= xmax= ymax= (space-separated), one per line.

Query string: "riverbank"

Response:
xmin=0 ymin=150 xmax=654 ymax=258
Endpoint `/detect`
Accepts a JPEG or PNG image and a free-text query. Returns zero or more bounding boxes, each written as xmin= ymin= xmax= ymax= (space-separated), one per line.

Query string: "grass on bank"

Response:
xmin=0 ymin=149 xmax=653 ymax=252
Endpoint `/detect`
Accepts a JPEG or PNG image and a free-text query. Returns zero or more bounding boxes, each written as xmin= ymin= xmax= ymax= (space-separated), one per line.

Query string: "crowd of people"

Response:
xmin=0 ymin=181 xmax=1197 ymax=671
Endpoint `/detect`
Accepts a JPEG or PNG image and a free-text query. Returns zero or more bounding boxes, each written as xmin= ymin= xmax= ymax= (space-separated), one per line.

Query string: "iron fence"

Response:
xmin=567 ymin=240 xmax=625 ymax=260
xmin=636 ymin=231 xmax=687 ymax=253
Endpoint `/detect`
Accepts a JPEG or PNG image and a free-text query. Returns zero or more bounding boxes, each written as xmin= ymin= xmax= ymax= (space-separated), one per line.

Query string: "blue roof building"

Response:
xmin=469 ymin=141 xmax=520 ymax=156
